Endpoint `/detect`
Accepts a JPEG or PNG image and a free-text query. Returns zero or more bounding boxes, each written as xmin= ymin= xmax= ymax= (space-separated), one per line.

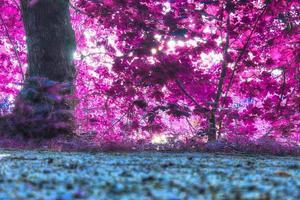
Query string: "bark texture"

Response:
xmin=21 ymin=0 xmax=76 ymax=82
xmin=8 ymin=0 xmax=77 ymax=138
xmin=208 ymin=15 xmax=230 ymax=141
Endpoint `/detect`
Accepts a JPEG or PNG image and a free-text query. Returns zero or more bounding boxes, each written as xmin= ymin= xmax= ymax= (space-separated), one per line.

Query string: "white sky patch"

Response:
xmin=116 ymin=51 xmax=123 ymax=57
xmin=154 ymin=34 xmax=162 ymax=41
xmin=271 ymin=68 xmax=283 ymax=77
xmin=148 ymin=56 xmax=156 ymax=64
xmin=88 ymin=70 xmax=100 ymax=78
xmin=200 ymin=51 xmax=223 ymax=65
xmin=203 ymin=25 xmax=217 ymax=34
xmin=248 ymin=52 xmax=255 ymax=60
xmin=167 ymin=39 xmax=200 ymax=50
xmin=151 ymin=48 xmax=157 ymax=55
xmin=167 ymin=40 xmax=177 ymax=49
xmin=177 ymin=40 xmax=185 ymax=47
xmin=151 ymin=134 xmax=168 ymax=144
xmin=187 ymin=39 xmax=198 ymax=47
xmin=215 ymin=36 xmax=223 ymax=46
xmin=163 ymin=2 xmax=171 ymax=14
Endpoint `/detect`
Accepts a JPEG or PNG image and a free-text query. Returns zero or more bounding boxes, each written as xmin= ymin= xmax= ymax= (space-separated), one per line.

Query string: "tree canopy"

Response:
xmin=0 ymin=0 xmax=299 ymax=148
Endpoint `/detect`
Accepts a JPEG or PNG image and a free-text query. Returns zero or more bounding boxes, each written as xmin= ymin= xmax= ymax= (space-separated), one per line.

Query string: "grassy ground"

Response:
xmin=0 ymin=149 xmax=299 ymax=200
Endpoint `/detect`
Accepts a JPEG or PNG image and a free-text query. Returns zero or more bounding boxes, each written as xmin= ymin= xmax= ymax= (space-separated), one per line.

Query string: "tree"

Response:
xmin=21 ymin=0 xmax=76 ymax=83
xmin=0 ymin=0 xmax=299 ymax=146
xmin=0 ymin=0 xmax=76 ymax=138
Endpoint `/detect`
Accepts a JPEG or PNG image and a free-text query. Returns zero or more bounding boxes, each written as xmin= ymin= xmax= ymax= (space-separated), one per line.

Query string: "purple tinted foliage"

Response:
xmin=0 ymin=0 xmax=299 ymax=153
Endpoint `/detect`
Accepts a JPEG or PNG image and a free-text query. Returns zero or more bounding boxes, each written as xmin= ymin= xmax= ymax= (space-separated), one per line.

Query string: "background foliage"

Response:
xmin=0 ymin=0 xmax=299 ymax=150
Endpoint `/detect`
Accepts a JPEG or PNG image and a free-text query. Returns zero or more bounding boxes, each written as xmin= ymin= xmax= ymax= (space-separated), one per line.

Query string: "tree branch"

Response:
xmin=0 ymin=15 xmax=25 ymax=81
xmin=69 ymin=2 xmax=93 ymax=17
xmin=276 ymin=67 xmax=286 ymax=112
xmin=174 ymin=78 xmax=209 ymax=114
xmin=209 ymin=13 xmax=230 ymax=139
xmin=224 ymin=6 xmax=268 ymax=97
xmin=12 ymin=0 xmax=21 ymax=11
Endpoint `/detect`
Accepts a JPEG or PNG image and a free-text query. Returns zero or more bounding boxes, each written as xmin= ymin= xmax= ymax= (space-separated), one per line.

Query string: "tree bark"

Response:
xmin=208 ymin=14 xmax=230 ymax=141
xmin=10 ymin=0 xmax=77 ymax=138
xmin=21 ymin=0 xmax=76 ymax=82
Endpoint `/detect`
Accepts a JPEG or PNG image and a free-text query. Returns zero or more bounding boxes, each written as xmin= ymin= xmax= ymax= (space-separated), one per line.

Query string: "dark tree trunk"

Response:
xmin=8 ymin=0 xmax=77 ymax=138
xmin=208 ymin=15 xmax=230 ymax=142
xmin=21 ymin=0 xmax=76 ymax=82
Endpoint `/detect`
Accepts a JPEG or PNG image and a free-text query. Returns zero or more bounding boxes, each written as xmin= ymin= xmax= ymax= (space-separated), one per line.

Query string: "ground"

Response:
xmin=0 ymin=149 xmax=299 ymax=200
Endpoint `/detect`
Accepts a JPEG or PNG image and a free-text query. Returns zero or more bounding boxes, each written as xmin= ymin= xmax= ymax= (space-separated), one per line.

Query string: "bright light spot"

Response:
xmin=228 ymin=63 xmax=234 ymax=70
xmin=148 ymin=56 xmax=156 ymax=64
xmin=99 ymin=45 xmax=106 ymax=54
xmin=0 ymin=153 xmax=10 ymax=160
xmin=167 ymin=40 xmax=176 ymax=49
xmin=107 ymin=35 xmax=116 ymax=46
xmin=116 ymin=51 xmax=123 ymax=57
xmin=151 ymin=134 xmax=168 ymax=144
xmin=200 ymin=51 xmax=223 ymax=65
xmin=163 ymin=2 xmax=171 ymax=14
xmin=162 ymin=86 xmax=167 ymax=92
xmin=177 ymin=40 xmax=185 ymax=47
xmin=203 ymin=26 xmax=217 ymax=34
xmin=88 ymin=70 xmax=100 ymax=78
xmin=215 ymin=36 xmax=223 ymax=46
xmin=154 ymin=34 xmax=162 ymax=41
xmin=248 ymin=52 xmax=255 ymax=60
xmin=187 ymin=39 xmax=197 ymax=47
xmin=84 ymin=29 xmax=96 ymax=38
xmin=203 ymin=26 xmax=211 ymax=33
xmin=151 ymin=48 xmax=157 ymax=55
xmin=194 ymin=37 xmax=205 ymax=43
xmin=272 ymin=68 xmax=283 ymax=76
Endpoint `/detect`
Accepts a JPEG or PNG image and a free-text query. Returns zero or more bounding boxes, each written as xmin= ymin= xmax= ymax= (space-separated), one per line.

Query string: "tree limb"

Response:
xmin=0 ymin=14 xmax=25 ymax=81
xmin=174 ymin=78 xmax=209 ymax=114
xmin=224 ymin=6 xmax=268 ymax=97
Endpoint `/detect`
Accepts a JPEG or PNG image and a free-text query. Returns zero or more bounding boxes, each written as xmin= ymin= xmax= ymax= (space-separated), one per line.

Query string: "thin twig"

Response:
xmin=12 ymin=0 xmax=21 ymax=11
xmin=0 ymin=14 xmax=25 ymax=81
xmin=218 ymin=6 xmax=268 ymax=135
xmin=224 ymin=6 xmax=268 ymax=97
xmin=186 ymin=117 xmax=196 ymax=133
xmin=174 ymin=78 xmax=209 ymax=114
xmin=276 ymin=67 xmax=286 ymax=112
xmin=209 ymin=13 xmax=230 ymax=139
xmin=69 ymin=2 xmax=93 ymax=17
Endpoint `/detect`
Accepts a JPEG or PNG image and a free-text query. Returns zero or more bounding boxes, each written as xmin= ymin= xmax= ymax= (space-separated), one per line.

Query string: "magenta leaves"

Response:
xmin=0 ymin=0 xmax=299 ymax=153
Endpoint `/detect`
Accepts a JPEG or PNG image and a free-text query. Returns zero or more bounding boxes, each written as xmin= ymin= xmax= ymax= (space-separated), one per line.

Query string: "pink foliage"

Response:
xmin=0 ymin=0 xmax=299 ymax=151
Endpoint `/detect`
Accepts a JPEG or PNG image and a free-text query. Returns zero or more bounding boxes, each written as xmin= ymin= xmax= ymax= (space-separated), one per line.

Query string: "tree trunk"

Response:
xmin=11 ymin=0 xmax=76 ymax=138
xmin=21 ymin=0 xmax=76 ymax=82
xmin=208 ymin=14 xmax=230 ymax=142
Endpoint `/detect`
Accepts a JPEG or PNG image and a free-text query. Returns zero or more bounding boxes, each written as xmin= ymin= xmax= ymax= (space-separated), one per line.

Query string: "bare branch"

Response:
xmin=224 ymin=6 xmax=268 ymax=97
xmin=0 ymin=15 xmax=25 ymax=81
xmin=69 ymin=2 xmax=93 ymax=17
xmin=174 ymin=78 xmax=209 ymax=114
xmin=209 ymin=13 xmax=230 ymax=140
